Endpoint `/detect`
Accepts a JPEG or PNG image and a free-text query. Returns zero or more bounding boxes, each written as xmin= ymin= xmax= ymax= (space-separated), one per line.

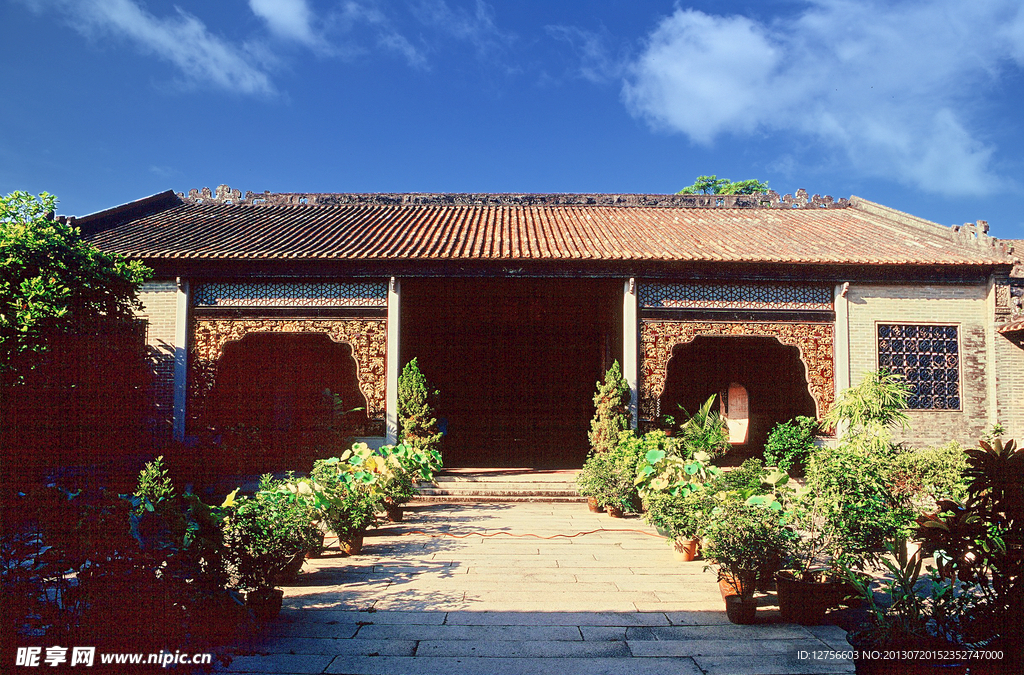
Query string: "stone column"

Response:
xmin=386 ymin=277 xmax=401 ymax=444
xmin=172 ymin=277 xmax=190 ymax=442
xmin=985 ymin=273 xmax=999 ymax=426
xmin=624 ymin=278 xmax=639 ymax=429
xmin=833 ymin=282 xmax=851 ymax=395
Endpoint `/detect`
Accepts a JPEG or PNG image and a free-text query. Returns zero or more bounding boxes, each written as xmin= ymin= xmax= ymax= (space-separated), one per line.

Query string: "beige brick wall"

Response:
xmin=137 ymin=279 xmax=177 ymax=445
xmin=846 ymin=283 xmax=992 ymax=448
xmin=995 ymin=334 xmax=1024 ymax=441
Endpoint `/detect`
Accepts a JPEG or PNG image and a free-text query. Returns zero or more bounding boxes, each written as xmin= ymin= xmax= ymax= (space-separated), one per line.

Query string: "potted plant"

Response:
xmin=321 ymin=484 xmax=379 ymax=554
xmin=577 ymin=432 xmax=645 ymax=517
xmin=222 ymin=476 xmax=320 ymax=621
xmin=644 ymin=488 xmax=713 ymax=561
xmin=763 ymin=416 xmax=819 ymax=477
xmin=374 ymin=443 xmax=443 ymax=522
xmin=702 ymin=499 xmax=791 ymax=624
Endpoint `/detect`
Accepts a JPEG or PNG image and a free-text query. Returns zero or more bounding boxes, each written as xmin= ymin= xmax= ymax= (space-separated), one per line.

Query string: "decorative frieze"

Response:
xmin=639 ymin=282 xmax=833 ymax=311
xmin=189 ymin=319 xmax=387 ymax=436
xmin=639 ymin=320 xmax=835 ymax=423
xmin=193 ymin=281 xmax=387 ymax=308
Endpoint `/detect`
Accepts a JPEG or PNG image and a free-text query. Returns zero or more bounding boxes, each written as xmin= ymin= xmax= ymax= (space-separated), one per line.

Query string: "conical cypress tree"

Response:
xmin=589 ymin=360 xmax=632 ymax=454
xmin=397 ymin=358 xmax=443 ymax=454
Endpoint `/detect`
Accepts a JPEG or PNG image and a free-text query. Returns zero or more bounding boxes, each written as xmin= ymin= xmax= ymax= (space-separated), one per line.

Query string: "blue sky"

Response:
xmin=3 ymin=0 xmax=1024 ymax=239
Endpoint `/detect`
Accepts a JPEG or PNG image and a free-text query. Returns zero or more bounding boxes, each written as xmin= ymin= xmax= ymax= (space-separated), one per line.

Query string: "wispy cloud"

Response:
xmin=545 ymin=25 xmax=621 ymax=84
xmin=248 ymin=0 xmax=321 ymax=48
xmin=20 ymin=0 xmax=274 ymax=95
xmin=412 ymin=0 xmax=514 ymax=61
xmin=622 ymin=0 xmax=1024 ymax=196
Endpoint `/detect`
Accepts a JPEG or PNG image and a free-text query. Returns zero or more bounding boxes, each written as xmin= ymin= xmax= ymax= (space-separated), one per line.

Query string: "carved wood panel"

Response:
xmin=639 ymin=320 xmax=835 ymax=423
xmin=189 ymin=318 xmax=387 ymax=436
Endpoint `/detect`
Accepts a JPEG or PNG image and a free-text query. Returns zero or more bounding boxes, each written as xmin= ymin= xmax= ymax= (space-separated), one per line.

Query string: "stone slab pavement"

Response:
xmin=220 ymin=502 xmax=854 ymax=675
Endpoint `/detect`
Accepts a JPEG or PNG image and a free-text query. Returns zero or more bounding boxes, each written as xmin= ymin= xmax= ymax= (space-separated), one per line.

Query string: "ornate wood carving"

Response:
xmin=189 ymin=318 xmax=387 ymax=436
xmin=639 ymin=320 xmax=835 ymax=422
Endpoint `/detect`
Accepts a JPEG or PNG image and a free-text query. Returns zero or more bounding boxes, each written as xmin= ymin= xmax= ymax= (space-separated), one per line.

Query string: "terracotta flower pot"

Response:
xmin=775 ymin=571 xmax=841 ymax=625
xmin=606 ymin=504 xmax=624 ymax=518
xmin=340 ymin=531 xmax=365 ymax=555
xmin=385 ymin=504 xmax=404 ymax=522
xmin=673 ymin=538 xmax=699 ymax=562
xmin=724 ymin=595 xmax=757 ymax=624
xmin=718 ymin=570 xmax=757 ymax=600
xmin=246 ymin=587 xmax=284 ymax=623
xmin=587 ymin=497 xmax=602 ymax=513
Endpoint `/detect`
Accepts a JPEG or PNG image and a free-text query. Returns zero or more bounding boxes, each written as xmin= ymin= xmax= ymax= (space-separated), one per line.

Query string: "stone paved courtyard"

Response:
xmin=221 ymin=502 xmax=855 ymax=675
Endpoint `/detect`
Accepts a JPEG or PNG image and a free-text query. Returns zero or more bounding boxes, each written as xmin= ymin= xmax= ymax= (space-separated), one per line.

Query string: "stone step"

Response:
xmin=415 ymin=469 xmax=584 ymax=503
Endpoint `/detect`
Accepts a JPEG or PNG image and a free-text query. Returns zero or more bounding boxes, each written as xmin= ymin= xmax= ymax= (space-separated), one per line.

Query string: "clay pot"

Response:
xmin=246 ymin=587 xmax=284 ymax=623
xmin=673 ymin=538 xmax=699 ymax=562
xmin=606 ymin=504 xmax=624 ymax=518
xmin=587 ymin=497 xmax=602 ymax=513
xmin=340 ymin=531 xmax=365 ymax=555
xmin=385 ymin=504 xmax=404 ymax=522
xmin=718 ymin=570 xmax=757 ymax=600
xmin=775 ymin=571 xmax=841 ymax=626
xmin=724 ymin=595 xmax=757 ymax=624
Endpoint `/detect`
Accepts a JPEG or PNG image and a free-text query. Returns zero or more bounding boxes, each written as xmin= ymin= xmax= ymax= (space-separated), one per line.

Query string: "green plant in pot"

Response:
xmin=580 ymin=431 xmax=648 ymax=516
xmin=702 ymin=498 xmax=792 ymax=624
xmin=222 ymin=476 xmax=320 ymax=621
xmin=311 ymin=447 xmax=384 ymax=553
xmin=644 ymin=487 xmax=714 ymax=561
xmin=374 ymin=443 xmax=443 ymax=521
xmin=676 ymin=394 xmax=730 ymax=460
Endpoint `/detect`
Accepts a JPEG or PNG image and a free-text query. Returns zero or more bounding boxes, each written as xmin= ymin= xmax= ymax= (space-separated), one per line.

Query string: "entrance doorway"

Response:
xmin=208 ymin=332 xmax=369 ymax=459
xmin=401 ymin=279 xmax=622 ymax=468
xmin=660 ymin=335 xmax=816 ymax=461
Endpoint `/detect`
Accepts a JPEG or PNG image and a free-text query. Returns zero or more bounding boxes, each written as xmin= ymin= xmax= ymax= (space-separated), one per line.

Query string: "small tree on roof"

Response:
xmin=678 ymin=175 xmax=769 ymax=195
xmin=589 ymin=360 xmax=632 ymax=454
xmin=397 ymin=357 xmax=443 ymax=455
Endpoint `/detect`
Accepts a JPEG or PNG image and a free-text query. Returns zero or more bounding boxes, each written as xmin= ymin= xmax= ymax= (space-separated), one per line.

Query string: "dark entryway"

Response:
xmin=402 ymin=279 xmax=622 ymax=468
xmin=209 ymin=332 xmax=369 ymax=458
xmin=660 ymin=335 xmax=816 ymax=462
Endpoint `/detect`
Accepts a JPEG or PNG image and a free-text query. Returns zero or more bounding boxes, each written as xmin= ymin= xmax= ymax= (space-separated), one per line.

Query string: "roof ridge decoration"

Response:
xmin=176 ymin=185 xmax=851 ymax=209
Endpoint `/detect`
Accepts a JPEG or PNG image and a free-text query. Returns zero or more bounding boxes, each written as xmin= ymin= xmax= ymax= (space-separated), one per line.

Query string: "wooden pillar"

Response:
xmin=386 ymin=277 xmax=401 ymax=444
xmin=624 ymin=278 xmax=639 ymax=429
xmin=833 ymin=282 xmax=851 ymax=396
xmin=172 ymin=277 xmax=189 ymax=442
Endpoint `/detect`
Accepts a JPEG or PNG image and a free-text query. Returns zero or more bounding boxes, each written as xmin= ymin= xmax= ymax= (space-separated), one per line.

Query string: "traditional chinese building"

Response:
xmin=75 ymin=187 xmax=1022 ymax=467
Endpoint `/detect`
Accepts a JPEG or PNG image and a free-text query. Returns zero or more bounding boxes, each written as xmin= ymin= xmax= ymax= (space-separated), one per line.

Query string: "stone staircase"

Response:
xmin=414 ymin=468 xmax=584 ymax=502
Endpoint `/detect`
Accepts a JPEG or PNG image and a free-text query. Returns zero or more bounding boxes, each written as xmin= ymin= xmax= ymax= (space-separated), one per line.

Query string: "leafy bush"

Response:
xmin=589 ymin=361 xmax=631 ymax=454
xmin=397 ymin=358 xmax=443 ymax=455
xmin=763 ymin=416 xmax=819 ymax=476
xmin=222 ymin=475 xmax=320 ymax=592
xmin=702 ymin=500 xmax=792 ymax=578
xmin=644 ymin=488 xmax=715 ymax=540
xmin=803 ymin=444 xmax=913 ymax=570
xmin=577 ymin=431 xmax=646 ymax=510
xmin=886 ymin=442 xmax=968 ymax=511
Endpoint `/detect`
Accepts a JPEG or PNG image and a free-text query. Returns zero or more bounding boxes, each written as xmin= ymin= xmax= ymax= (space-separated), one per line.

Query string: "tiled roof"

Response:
xmin=80 ymin=189 xmax=1012 ymax=268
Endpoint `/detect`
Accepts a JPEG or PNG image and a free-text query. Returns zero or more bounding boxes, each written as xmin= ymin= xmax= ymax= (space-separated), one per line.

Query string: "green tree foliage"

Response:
xmin=678 ymin=175 xmax=769 ymax=195
xmin=0 ymin=191 xmax=151 ymax=377
xmin=588 ymin=360 xmax=631 ymax=454
xmin=397 ymin=357 xmax=442 ymax=454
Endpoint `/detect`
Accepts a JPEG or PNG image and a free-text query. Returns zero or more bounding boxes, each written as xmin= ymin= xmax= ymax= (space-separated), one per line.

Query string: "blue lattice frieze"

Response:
xmin=877 ymin=324 xmax=961 ymax=410
xmin=639 ymin=282 xmax=833 ymax=311
xmin=193 ymin=281 xmax=387 ymax=307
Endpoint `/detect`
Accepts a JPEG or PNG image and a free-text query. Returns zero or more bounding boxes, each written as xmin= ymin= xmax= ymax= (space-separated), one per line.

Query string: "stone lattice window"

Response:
xmin=193 ymin=281 xmax=387 ymax=307
xmin=877 ymin=324 xmax=960 ymax=410
xmin=639 ymin=282 xmax=832 ymax=311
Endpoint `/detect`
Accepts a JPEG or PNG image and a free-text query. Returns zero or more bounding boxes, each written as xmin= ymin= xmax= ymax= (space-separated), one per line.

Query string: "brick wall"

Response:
xmin=995 ymin=334 xmax=1024 ymax=441
xmin=137 ymin=279 xmax=177 ymax=445
xmin=846 ymin=283 xmax=991 ymax=448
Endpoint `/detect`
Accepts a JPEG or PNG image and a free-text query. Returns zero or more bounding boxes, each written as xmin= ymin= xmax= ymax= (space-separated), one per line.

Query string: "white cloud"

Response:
xmin=622 ymin=0 xmax=1024 ymax=196
xmin=412 ymin=0 xmax=514 ymax=60
xmin=22 ymin=0 xmax=274 ymax=95
xmin=248 ymin=0 xmax=319 ymax=47
xmin=545 ymin=25 xmax=621 ymax=84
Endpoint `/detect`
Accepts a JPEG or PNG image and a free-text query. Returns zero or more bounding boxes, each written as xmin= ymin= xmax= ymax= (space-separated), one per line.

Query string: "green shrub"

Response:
xmin=886 ymin=442 xmax=968 ymax=511
xmin=702 ymin=500 xmax=791 ymax=578
xmin=644 ymin=488 xmax=715 ymax=540
xmin=398 ymin=358 xmax=443 ymax=454
xmin=676 ymin=394 xmax=730 ymax=460
xmin=222 ymin=475 xmax=320 ymax=592
xmin=763 ymin=416 xmax=819 ymax=475
xmin=710 ymin=458 xmax=769 ymax=496
xmin=589 ymin=361 xmax=631 ymax=454
xmin=577 ymin=431 xmax=646 ymax=510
